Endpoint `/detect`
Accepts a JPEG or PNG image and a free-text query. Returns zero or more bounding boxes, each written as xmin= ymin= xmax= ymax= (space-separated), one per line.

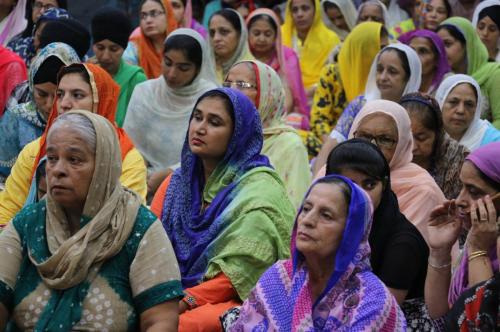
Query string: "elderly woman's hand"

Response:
xmin=427 ymin=200 xmax=462 ymax=264
xmin=467 ymin=195 xmax=498 ymax=253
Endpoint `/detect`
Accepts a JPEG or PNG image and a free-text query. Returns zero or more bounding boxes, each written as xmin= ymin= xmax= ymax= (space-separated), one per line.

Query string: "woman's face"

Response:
xmin=442 ymin=83 xmax=477 ymax=141
xmin=339 ymin=169 xmax=384 ymax=209
xmin=209 ymin=15 xmax=241 ymax=61
xmin=248 ymin=17 xmax=277 ymax=56
xmin=162 ymin=49 xmax=199 ymax=89
xmin=140 ymin=0 xmax=167 ymax=38
xmin=409 ymin=37 xmax=437 ymax=78
xmin=424 ymin=0 xmax=448 ymax=31
xmin=188 ymin=96 xmax=234 ymax=162
xmin=376 ymin=50 xmax=409 ymax=102
xmin=33 ymin=81 xmax=57 ymax=119
xmin=170 ymin=0 xmax=185 ymax=24
xmin=32 ymin=0 xmax=59 ymax=23
xmin=456 ymin=161 xmax=498 ymax=230
xmin=56 ymin=73 xmax=93 ymax=115
xmin=357 ymin=4 xmax=384 ymax=24
xmin=296 ymin=182 xmax=348 ymax=261
xmin=354 ymin=113 xmax=399 ymax=164
xmin=438 ymin=28 xmax=466 ymax=73
xmin=93 ymin=39 xmax=124 ymax=76
xmin=325 ymin=4 xmax=348 ymax=31
xmin=224 ymin=63 xmax=258 ymax=104
xmin=46 ymin=125 xmax=95 ymax=212
xmin=408 ymin=112 xmax=436 ymax=169
xmin=291 ymin=0 xmax=315 ymax=33
xmin=477 ymin=16 xmax=499 ymax=56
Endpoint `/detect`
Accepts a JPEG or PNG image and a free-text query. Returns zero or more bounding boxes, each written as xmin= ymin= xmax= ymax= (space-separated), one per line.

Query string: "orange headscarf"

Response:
xmin=130 ymin=0 xmax=178 ymax=79
xmin=32 ymin=63 xmax=135 ymax=178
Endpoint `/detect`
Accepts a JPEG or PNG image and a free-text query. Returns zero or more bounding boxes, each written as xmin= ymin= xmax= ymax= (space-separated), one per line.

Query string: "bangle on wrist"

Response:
xmin=468 ymin=250 xmax=488 ymax=262
xmin=182 ymin=295 xmax=197 ymax=310
xmin=428 ymin=258 xmax=451 ymax=269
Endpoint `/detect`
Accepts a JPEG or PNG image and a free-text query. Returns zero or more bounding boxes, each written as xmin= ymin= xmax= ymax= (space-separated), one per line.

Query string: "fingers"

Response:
xmin=477 ymin=198 xmax=488 ymax=222
xmin=470 ymin=201 xmax=479 ymax=225
xmin=484 ymin=195 xmax=498 ymax=225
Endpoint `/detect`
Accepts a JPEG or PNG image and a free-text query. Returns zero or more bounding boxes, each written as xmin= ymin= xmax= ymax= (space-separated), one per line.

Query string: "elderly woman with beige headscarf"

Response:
xmin=0 ymin=111 xmax=182 ymax=331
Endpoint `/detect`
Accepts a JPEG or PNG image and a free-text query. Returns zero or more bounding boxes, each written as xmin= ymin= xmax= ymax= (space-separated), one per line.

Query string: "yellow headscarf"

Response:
xmin=281 ymin=0 xmax=340 ymax=89
xmin=338 ymin=22 xmax=383 ymax=102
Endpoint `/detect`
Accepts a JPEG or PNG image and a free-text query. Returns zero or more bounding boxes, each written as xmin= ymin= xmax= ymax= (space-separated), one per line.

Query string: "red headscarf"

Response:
xmin=0 ymin=46 xmax=27 ymax=116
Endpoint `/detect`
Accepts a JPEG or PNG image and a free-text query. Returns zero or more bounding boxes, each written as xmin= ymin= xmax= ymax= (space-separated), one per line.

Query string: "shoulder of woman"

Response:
xmin=10 ymin=200 xmax=47 ymax=235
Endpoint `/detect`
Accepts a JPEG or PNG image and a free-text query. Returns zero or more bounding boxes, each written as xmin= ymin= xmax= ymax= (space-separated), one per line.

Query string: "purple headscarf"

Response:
xmin=466 ymin=142 xmax=500 ymax=185
xmin=399 ymin=29 xmax=451 ymax=94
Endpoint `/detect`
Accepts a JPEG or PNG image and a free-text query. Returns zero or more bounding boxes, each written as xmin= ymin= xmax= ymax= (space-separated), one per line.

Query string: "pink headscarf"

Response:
xmin=348 ymin=100 xmax=445 ymax=241
xmin=0 ymin=0 xmax=27 ymax=46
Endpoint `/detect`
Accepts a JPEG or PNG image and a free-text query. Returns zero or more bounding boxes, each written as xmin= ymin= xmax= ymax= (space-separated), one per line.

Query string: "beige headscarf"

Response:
xmin=31 ymin=110 xmax=142 ymax=290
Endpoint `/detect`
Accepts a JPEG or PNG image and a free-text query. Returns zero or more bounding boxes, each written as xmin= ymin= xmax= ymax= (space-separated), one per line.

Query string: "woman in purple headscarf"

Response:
xmin=231 ymin=175 xmax=406 ymax=331
xmin=424 ymin=142 xmax=500 ymax=324
xmin=399 ymin=29 xmax=451 ymax=95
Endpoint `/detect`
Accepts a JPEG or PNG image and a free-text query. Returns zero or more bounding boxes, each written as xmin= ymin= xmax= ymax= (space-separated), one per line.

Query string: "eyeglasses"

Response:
xmin=353 ymin=131 xmax=398 ymax=148
xmin=33 ymin=2 xmax=56 ymax=10
xmin=222 ymin=80 xmax=257 ymax=90
xmin=140 ymin=10 xmax=165 ymax=20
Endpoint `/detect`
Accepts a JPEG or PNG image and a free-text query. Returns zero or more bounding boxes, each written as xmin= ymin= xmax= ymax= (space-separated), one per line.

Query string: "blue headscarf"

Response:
xmin=161 ymin=87 xmax=271 ymax=288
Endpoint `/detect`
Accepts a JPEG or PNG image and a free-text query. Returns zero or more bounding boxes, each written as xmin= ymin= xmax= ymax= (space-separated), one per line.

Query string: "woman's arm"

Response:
xmin=140 ymin=300 xmax=178 ymax=332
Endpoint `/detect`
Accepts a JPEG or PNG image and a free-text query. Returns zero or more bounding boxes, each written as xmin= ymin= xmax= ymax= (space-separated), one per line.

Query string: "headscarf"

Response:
xmin=161 ymin=88 xmax=294 ymax=298
xmin=399 ymin=29 xmax=451 ymax=94
xmin=27 ymin=110 xmax=142 ymax=331
xmin=339 ymin=21 xmax=383 ymax=102
xmin=356 ymin=0 xmax=389 ymax=26
xmin=472 ymin=0 xmax=500 ymax=32
xmin=435 ymin=74 xmax=490 ymax=151
xmin=91 ymin=6 xmax=132 ymax=49
xmin=38 ymin=18 xmax=91 ymax=59
xmin=0 ymin=0 xmax=26 ymax=46
xmin=364 ymin=43 xmax=422 ymax=101
xmin=33 ymin=63 xmax=135 ymax=178
xmin=129 ymin=0 xmax=178 ymax=79
xmin=348 ymin=100 xmax=445 ymax=239
xmin=208 ymin=9 xmax=253 ymax=83
xmin=281 ymin=0 xmax=340 ymax=89
xmin=386 ymin=0 xmax=409 ymax=28
xmin=0 ymin=46 xmax=26 ymax=115
xmin=320 ymin=0 xmax=357 ymax=40
xmin=123 ymin=28 xmax=218 ymax=172
xmin=466 ymin=142 xmax=500 ymax=184
xmin=232 ymin=175 xmax=406 ymax=331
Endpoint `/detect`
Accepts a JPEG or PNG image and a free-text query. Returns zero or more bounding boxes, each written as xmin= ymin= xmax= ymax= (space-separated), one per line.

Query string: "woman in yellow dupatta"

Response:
xmin=281 ymin=0 xmax=340 ymax=97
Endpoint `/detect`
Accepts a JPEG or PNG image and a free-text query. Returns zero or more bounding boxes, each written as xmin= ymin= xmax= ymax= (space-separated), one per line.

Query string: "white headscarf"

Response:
xmin=435 ymin=74 xmax=489 ymax=151
xmin=386 ymin=0 xmax=409 ymax=28
xmin=123 ymin=29 xmax=218 ymax=172
xmin=320 ymin=0 xmax=357 ymax=40
xmin=364 ymin=43 xmax=422 ymax=101
xmin=471 ymin=0 xmax=500 ymax=62
xmin=356 ymin=0 xmax=389 ymax=26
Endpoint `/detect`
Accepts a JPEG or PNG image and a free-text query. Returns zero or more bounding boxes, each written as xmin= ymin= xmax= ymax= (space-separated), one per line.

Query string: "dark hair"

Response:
xmin=323 ymin=1 xmax=340 ymax=12
xmin=314 ymin=176 xmax=352 ymax=207
xmin=210 ymin=9 xmax=242 ymax=32
xmin=400 ymin=93 xmax=443 ymax=162
xmin=140 ymin=0 xmax=165 ymax=11
xmin=164 ymin=34 xmax=203 ymax=70
xmin=193 ymin=90 xmax=235 ymax=124
xmin=437 ymin=24 xmax=466 ymax=46
xmin=57 ymin=64 xmax=91 ymax=85
xmin=326 ymin=139 xmax=390 ymax=189
xmin=381 ymin=47 xmax=411 ymax=81
xmin=441 ymin=0 xmax=452 ymax=18
xmin=380 ymin=26 xmax=388 ymax=40
xmin=247 ymin=13 xmax=278 ymax=33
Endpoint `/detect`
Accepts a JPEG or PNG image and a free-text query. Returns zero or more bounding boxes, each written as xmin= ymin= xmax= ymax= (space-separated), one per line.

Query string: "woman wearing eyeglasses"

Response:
xmin=348 ymin=99 xmax=445 ymax=242
xmin=123 ymin=28 xmax=217 ymax=200
xmin=123 ymin=0 xmax=178 ymax=79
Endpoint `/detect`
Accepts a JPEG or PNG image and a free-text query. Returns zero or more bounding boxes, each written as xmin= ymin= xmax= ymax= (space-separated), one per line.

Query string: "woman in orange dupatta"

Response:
xmin=123 ymin=0 xmax=178 ymax=79
xmin=0 ymin=63 xmax=147 ymax=226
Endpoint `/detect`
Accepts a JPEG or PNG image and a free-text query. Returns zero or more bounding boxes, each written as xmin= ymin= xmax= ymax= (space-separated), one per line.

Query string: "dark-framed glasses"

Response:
xmin=353 ymin=131 xmax=397 ymax=148
xmin=140 ymin=10 xmax=165 ymax=20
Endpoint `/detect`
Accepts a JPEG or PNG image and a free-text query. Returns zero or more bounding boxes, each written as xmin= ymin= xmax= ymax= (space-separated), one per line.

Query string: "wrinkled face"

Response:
xmin=375 ymin=50 xmax=409 ymax=102
xmin=140 ymin=0 xmax=167 ymax=38
xmin=441 ymin=83 xmax=476 ymax=141
xmin=46 ymin=126 xmax=95 ymax=212
xmin=188 ymin=96 xmax=234 ymax=162
xmin=339 ymin=169 xmax=384 ymax=209
xmin=438 ymin=28 xmax=466 ymax=73
xmin=409 ymin=37 xmax=437 ymax=78
xmin=56 ymin=73 xmax=93 ymax=115
xmin=354 ymin=113 xmax=399 ymax=164
xmin=423 ymin=0 xmax=448 ymax=31
xmin=291 ymin=0 xmax=315 ymax=33
xmin=248 ymin=17 xmax=277 ymax=56
xmin=162 ymin=48 xmax=198 ymax=89
xmin=92 ymin=39 xmax=124 ymax=76
xmin=32 ymin=0 xmax=59 ymax=23
xmin=209 ymin=14 xmax=240 ymax=61
xmin=477 ymin=16 xmax=500 ymax=55
xmin=170 ymin=0 xmax=185 ymax=24
xmin=33 ymin=81 xmax=57 ymax=120
xmin=296 ymin=183 xmax=348 ymax=261
xmin=456 ymin=161 xmax=498 ymax=230
xmin=224 ymin=63 xmax=258 ymax=104
xmin=325 ymin=4 xmax=348 ymax=31
xmin=408 ymin=112 xmax=436 ymax=169
xmin=357 ymin=4 xmax=384 ymax=24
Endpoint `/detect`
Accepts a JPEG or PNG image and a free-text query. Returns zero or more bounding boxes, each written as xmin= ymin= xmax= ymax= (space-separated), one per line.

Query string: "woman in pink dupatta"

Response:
xmin=246 ymin=8 xmax=310 ymax=130
xmin=170 ymin=0 xmax=207 ymax=38
xmin=348 ymin=99 xmax=445 ymax=241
